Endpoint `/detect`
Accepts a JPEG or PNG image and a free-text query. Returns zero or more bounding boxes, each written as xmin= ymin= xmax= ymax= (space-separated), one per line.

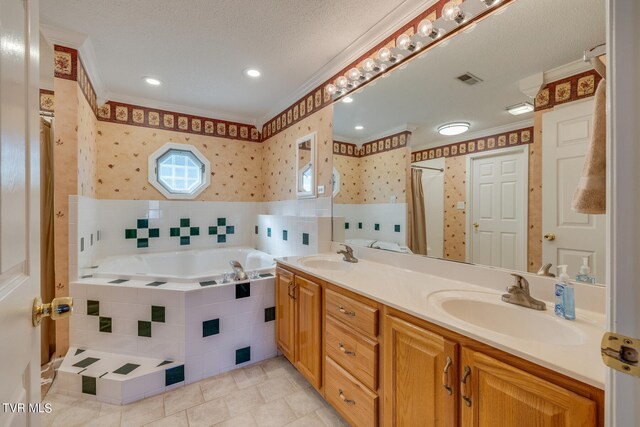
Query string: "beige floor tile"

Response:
xmin=186 ymin=397 xmax=229 ymax=427
xmin=163 ymin=382 xmax=204 ymax=416
xmin=88 ymin=410 xmax=123 ymax=427
xmin=50 ymin=397 xmax=101 ymax=427
xmin=224 ymin=385 xmax=265 ymax=417
xmin=121 ymin=395 xmax=165 ymax=427
xmin=260 ymin=357 xmax=290 ymax=378
xmin=144 ymin=410 xmax=189 ymax=427
xmin=285 ymin=412 xmax=326 ymax=427
xmin=213 ymin=412 xmax=258 ymax=427
xmin=199 ymin=373 xmax=239 ymax=401
xmin=256 ymin=376 xmax=298 ymax=402
xmin=284 ymin=369 xmax=311 ymax=390
xmin=315 ymin=405 xmax=350 ymax=427
xmin=251 ymin=399 xmax=297 ymax=427
xmin=233 ymin=364 xmax=267 ymax=389
xmin=284 ymin=388 xmax=324 ymax=418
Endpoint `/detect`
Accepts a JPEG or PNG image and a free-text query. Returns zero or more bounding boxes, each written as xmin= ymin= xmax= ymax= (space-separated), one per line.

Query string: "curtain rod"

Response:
xmin=411 ymin=165 xmax=444 ymax=172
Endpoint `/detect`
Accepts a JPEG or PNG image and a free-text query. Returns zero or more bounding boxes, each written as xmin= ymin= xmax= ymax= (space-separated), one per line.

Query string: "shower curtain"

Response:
xmin=409 ymin=168 xmax=428 ymax=255
xmin=40 ymin=117 xmax=55 ymax=364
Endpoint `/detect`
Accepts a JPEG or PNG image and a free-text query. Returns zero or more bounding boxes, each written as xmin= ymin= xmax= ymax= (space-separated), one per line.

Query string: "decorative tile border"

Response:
xmin=333 ymin=131 xmax=410 ymax=158
xmin=40 ymin=89 xmax=55 ymax=113
xmin=77 ymin=56 xmax=99 ymax=114
xmin=534 ymin=70 xmax=602 ymax=111
xmin=54 ymin=45 xmax=98 ymax=115
xmin=411 ymin=127 xmax=534 ymax=162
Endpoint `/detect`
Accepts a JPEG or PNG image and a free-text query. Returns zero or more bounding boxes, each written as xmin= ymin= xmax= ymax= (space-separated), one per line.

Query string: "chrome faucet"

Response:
xmin=229 ymin=260 xmax=248 ymax=281
xmin=337 ymin=245 xmax=358 ymax=263
xmin=502 ymin=274 xmax=546 ymax=311
xmin=537 ymin=263 xmax=556 ymax=277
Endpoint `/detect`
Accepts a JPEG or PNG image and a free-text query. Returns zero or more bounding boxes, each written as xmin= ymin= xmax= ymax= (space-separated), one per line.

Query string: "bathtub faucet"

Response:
xmin=229 ymin=260 xmax=248 ymax=281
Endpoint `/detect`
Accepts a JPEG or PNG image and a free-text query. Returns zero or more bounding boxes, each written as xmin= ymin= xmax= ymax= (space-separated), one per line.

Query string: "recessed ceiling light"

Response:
xmin=245 ymin=68 xmax=261 ymax=78
xmin=342 ymin=96 xmax=354 ymax=103
xmin=143 ymin=76 xmax=162 ymax=86
xmin=355 ymin=125 xmax=364 ymax=130
xmin=437 ymin=122 xmax=470 ymax=136
xmin=506 ymin=102 xmax=534 ymax=116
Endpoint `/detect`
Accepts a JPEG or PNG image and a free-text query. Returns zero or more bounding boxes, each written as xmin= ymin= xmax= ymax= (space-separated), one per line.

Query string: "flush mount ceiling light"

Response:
xmin=244 ymin=68 xmax=261 ymax=78
xmin=437 ymin=122 xmax=470 ymax=136
xmin=342 ymin=96 xmax=354 ymax=103
xmin=506 ymin=102 xmax=534 ymax=116
xmin=143 ymin=76 xmax=162 ymax=86
xmin=354 ymin=125 xmax=364 ymax=130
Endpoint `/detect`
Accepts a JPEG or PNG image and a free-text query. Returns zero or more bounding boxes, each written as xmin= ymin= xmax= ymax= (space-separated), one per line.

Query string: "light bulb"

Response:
xmin=418 ymin=19 xmax=434 ymax=37
xmin=336 ymin=76 xmax=348 ymax=88
xmin=378 ymin=47 xmax=391 ymax=62
xmin=364 ymin=73 xmax=373 ymax=81
xmin=378 ymin=63 xmax=387 ymax=73
xmin=347 ymin=68 xmax=362 ymax=81
xmin=325 ymin=84 xmax=337 ymax=95
xmin=482 ymin=0 xmax=500 ymax=6
xmin=362 ymin=58 xmax=376 ymax=72
xmin=414 ymin=41 xmax=424 ymax=51
xmin=442 ymin=1 xmax=465 ymax=23
xmin=390 ymin=53 xmax=404 ymax=63
xmin=396 ymin=34 xmax=412 ymax=51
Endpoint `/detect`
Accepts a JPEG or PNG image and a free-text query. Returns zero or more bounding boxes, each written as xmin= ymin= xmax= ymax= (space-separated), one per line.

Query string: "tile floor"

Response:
xmin=42 ymin=356 xmax=350 ymax=427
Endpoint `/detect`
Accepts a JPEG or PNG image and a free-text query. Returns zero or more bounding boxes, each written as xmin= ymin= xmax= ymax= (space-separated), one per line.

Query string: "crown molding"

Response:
xmin=257 ymin=0 xmax=439 ymax=128
xmin=543 ymin=59 xmax=594 ymax=84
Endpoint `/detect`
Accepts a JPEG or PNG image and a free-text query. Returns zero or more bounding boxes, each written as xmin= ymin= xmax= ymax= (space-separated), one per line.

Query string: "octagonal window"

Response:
xmin=148 ymin=143 xmax=211 ymax=199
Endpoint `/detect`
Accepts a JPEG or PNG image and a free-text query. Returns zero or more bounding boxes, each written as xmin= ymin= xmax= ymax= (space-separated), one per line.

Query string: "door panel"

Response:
xmin=295 ymin=276 xmax=322 ymax=390
xmin=275 ymin=269 xmax=295 ymax=363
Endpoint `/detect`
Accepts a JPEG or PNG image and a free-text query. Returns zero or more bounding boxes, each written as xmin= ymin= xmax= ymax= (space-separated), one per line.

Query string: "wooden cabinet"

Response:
xmin=295 ymin=275 xmax=322 ymax=389
xmin=383 ymin=314 xmax=458 ymax=427
xmin=276 ymin=268 xmax=296 ymax=363
xmin=460 ymin=348 xmax=597 ymax=427
xmin=325 ymin=357 xmax=378 ymax=427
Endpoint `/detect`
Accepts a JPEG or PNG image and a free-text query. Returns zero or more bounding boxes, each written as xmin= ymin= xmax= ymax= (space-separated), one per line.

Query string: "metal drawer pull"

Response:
xmin=338 ymin=342 xmax=356 ymax=356
xmin=338 ymin=389 xmax=355 ymax=405
xmin=442 ymin=356 xmax=453 ymax=395
xmin=338 ymin=306 xmax=356 ymax=317
xmin=461 ymin=365 xmax=472 ymax=407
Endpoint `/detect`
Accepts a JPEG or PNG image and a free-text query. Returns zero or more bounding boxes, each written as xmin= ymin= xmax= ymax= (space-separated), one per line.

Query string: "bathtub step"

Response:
xmin=55 ymin=347 xmax=185 ymax=404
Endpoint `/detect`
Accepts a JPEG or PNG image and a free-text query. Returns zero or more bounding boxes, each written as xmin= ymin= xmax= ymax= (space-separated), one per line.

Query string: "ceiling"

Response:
xmin=333 ymin=0 xmax=606 ymax=149
xmin=40 ymin=0 xmax=431 ymax=124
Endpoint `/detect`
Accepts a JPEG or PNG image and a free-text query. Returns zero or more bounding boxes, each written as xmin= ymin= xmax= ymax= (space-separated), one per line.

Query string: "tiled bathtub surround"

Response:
xmin=333 ymin=203 xmax=407 ymax=246
xmin=257 ymin=215 xmax=332 ymax=258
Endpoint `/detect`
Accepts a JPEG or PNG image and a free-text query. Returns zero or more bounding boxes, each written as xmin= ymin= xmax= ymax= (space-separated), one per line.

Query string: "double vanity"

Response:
xmin=275 ymin=248 xmax=605 ymax=427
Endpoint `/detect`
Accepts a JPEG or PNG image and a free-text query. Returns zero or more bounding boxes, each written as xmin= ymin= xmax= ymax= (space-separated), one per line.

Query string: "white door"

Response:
xmin=542 ymin=99 xmax=606 ymax=283
xmin=0 ymin=0 xmax=41 ymax=426
xmin=467 ymin=147 xmax=528 ymax=270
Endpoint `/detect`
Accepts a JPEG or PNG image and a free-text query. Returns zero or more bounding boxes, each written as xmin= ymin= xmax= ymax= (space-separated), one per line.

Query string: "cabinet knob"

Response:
xmin=442 ymin=356 xmax=453 ymax=395
xmin=338 ymin=389 xmax=355 ymax=405
xmin=461 ymin=365 xmax=472 ymax=407
xmin=338 ymin=342 xmax=356 ymax=356
xmin=338 ymin=306 xmax=356 ymax=317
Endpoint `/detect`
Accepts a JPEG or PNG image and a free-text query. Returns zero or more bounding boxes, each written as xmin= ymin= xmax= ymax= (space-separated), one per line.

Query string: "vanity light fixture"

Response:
xmin=326 ymin=83 xmax=337 ymax=95
xmin=378 ymin=47 xmax=403 ymax=64
xmin=143 ymin=76 xmax=162 ymax=86
xmin=506 ymin=102 xmax=534 ymax=116
xmin=244 ymin=68 xmax=261 ymax=78
xmin=347 ymin=67 xmax=363 ymax=82
xmin=354 ymin=125 xmax=364 ymax=130
xmin=336 ymin=76 xmax=349 ymax=89
xmin=438 ymin=122 xmax=470 ymax=136
xmin=342 ymin=96 xmax=354 ymax=103
xmin=417 ymin=19 xmax=443 ymax=40
xmin=442 ymin=1 xmax=467 ymax=24
xmin=481 ymin=0 xmax=501 ymax=6
xmin=396 ymin=34 xmax=423 ymax=52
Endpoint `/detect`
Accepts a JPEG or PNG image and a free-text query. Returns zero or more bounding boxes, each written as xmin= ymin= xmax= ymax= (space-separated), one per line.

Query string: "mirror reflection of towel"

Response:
xmin=572 ymin=79 xmax=606 ymax=214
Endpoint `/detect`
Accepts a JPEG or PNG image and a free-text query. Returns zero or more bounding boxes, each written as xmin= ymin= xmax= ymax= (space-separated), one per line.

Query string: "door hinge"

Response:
xmin=601 ymin=332 xmax=640 ymax=377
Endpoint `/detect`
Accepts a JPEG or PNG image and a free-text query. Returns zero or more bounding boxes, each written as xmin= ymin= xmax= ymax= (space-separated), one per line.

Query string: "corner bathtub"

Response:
xmin=94 ymin=247 xmax=275 ymax=283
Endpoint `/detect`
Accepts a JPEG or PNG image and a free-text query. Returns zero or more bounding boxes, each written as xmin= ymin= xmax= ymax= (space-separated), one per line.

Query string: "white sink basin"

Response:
xmin=428 ymin=291 xmax=588 ymax=346
xmin=297 ymin=256 xmax=354 ymax=271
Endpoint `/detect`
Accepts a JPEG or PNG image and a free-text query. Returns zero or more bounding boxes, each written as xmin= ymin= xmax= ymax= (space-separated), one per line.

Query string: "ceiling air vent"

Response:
xmin=456 ymin=72 xmax=483 ymax=85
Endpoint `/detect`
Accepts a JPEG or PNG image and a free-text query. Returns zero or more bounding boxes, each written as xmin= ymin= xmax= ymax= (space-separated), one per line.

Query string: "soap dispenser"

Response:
xmin=554 ymin=265 xmax=569 ymax=318
xmin=576 ymin=257 xmax=596 ymax=284
xmin=559 ymin=265 xmax=576 ymax=320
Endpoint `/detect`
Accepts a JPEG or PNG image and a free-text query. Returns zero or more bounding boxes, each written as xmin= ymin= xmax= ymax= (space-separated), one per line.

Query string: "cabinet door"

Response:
xmin=384 ymin=314 xmax=458 ymax=427
xmin=460 ymin=348 xmax=597 ymax=427
xmin=295 ymin=276 xmax=323 ymax=390
xmin=275 ymin=268 xmax=296 ymax=363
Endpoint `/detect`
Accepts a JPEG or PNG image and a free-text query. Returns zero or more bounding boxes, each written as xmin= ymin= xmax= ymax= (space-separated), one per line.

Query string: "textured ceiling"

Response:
xmin=333 ymin=0 xmax=606 ymax=147
xmin=40 ymin=0 xmax=413 ymax=124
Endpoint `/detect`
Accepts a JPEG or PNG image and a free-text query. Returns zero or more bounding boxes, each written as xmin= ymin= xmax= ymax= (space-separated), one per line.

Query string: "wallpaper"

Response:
xmin=96 ymin=121 xmax=264 ymax=201
xmin=333 ymin=155 xmax=362 ymax=204
xmin=261 ymin=106 xmax=333 ymax=201
xmin=360 ymin=148 xmax=408 ymax=204
xmin=77 ymin=87 xmax=98 ymax=197
xmin=443 ymin=156 xmax=467 ymax=261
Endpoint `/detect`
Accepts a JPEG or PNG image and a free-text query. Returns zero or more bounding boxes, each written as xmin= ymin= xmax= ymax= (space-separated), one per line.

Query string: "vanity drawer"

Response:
xmin=326 ymin=289 xmax=378 ymax=337
xmin=326 ymin=316 xmax=378 ymax=391
xmin=325 ymin=357 xmax=378 ymax=427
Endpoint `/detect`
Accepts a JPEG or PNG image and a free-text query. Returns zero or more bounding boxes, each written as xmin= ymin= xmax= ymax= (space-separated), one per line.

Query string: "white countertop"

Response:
xmin=276 ymin=253 xmax=606 ymax=389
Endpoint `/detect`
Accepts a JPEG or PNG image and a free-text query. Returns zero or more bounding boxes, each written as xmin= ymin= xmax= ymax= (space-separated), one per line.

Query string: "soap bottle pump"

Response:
xmin=576 ymin=257 xmax=596 ymax=284
xmin=554 ymin=265 xmax=568 ymax=317
xmin=559 ymin=265 xmax=576 ymax=320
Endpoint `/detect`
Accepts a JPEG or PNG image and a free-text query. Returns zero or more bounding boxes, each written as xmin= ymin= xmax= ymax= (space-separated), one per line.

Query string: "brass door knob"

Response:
xmin=543 ymin=233 xmax=556 ymax=241
xmin=33 ymin=297 xmax=73 ymax=327
xmin=473 ymin=222 xmax=479 ymax=228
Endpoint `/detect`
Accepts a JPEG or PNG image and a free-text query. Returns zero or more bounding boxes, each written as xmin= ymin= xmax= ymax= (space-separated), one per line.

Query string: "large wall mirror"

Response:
xmin=332 ymin=0 xmax=607 ymax=283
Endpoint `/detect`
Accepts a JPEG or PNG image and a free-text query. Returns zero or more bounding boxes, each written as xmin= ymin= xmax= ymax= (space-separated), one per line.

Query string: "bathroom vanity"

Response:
xmin=275 ymin=255 xmax=604 ymax=427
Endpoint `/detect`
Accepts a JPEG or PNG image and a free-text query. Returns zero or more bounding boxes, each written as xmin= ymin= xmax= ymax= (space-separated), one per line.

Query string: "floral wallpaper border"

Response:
xmin=411 ymin=127 xmax=534 ymax=162
xmin=334 ymin=131 xmax=410 ymax=158
xmin=534 ymin=70 xmax=602 ymax=111
xmin=54 ymin=45 xmax=98 ymax=115
xmin=40 ymin=89 xmax=55 ymax=113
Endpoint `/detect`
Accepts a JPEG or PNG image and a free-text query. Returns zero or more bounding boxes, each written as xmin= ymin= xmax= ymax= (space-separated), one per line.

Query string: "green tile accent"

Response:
xmin=209 ymin=226 xmax=217 ymax=235
xmin=87 ymin=300 xmax=99 ymax=316
xmin=283 ymin=230 xmax=288 ymax=241
xmin=74 ymin=349 xmax=86 ymax=356
xmin=302 ymin=233 xmax=310 ymax=245
xmin=217 ymin=218 xmax=226 ymax=226
xmin=137 ymin=219 xmax=148 ymax=229
xmin=149 ymin=228 xmax=160 ymax=238
xmin=217 ymin=235 xmax=226 ymax=243
xmin=358 ymin=222 xmax=363 ymax=229
xmin=190 ymin=227 xmax=200 ymax=236
xmin=345 ymin=222 xmax=350 ymax=230
xmin=199 ymin=280 xmax=217 ymax=287
xmin=236 ymin=283 xmax=250 ymax=299
xmin=170 ymin=227 xmax=180 ymax=237
xmin=264 ymin=307 xmax=276 ymax=322
xmin=394 ymin=224 xmax=401 ymax=232
xmin=374 ymin=223 xmax=380 ymax=231
xmin=73 ymin=357 xmax=100 ymax=368
xmin=255 ymin=225 xmax=259 ymax=234
xmin=202 ymin=318 xmax=220 ymax=337
xmin=180 ymin=218 xmax=190 ymax=227
xmin=226 ymin=226 xmax=235 ymax=234
xmin=165 ymin=365 xmax=184 ymax=386
xmin=151 ymin=306 xmax=165 ymax=323
xmin=138 ymin=321 xmax=151 ymax=337
xmin=235 ymin=347 xmax=251 ymax=365
xmin=109 ymin=279 xmax=128 ymax=284
xmin=137 ymin=238 xmax=149 ymax=248
xmin=82 ymin=376 xmax=96 ymax=395
xmin=267 ymin=227 xmax=271 ymax=237
xmin=125 ymin=229 xmax=137 ymax=239
xmin=259 ymin=273 xmax=274 ymax=278
xmin=180 ymin=236 xmax=190 ymax=245
xmin=99 ymin=317 xmax=112 ymax=333
xmin=157 ymin=360 xmax=173 ymax=367
xmin=113 ymin=363 xmax=140 ymax=375
xmin=146 ymin=281 xmax=166 ymax=287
